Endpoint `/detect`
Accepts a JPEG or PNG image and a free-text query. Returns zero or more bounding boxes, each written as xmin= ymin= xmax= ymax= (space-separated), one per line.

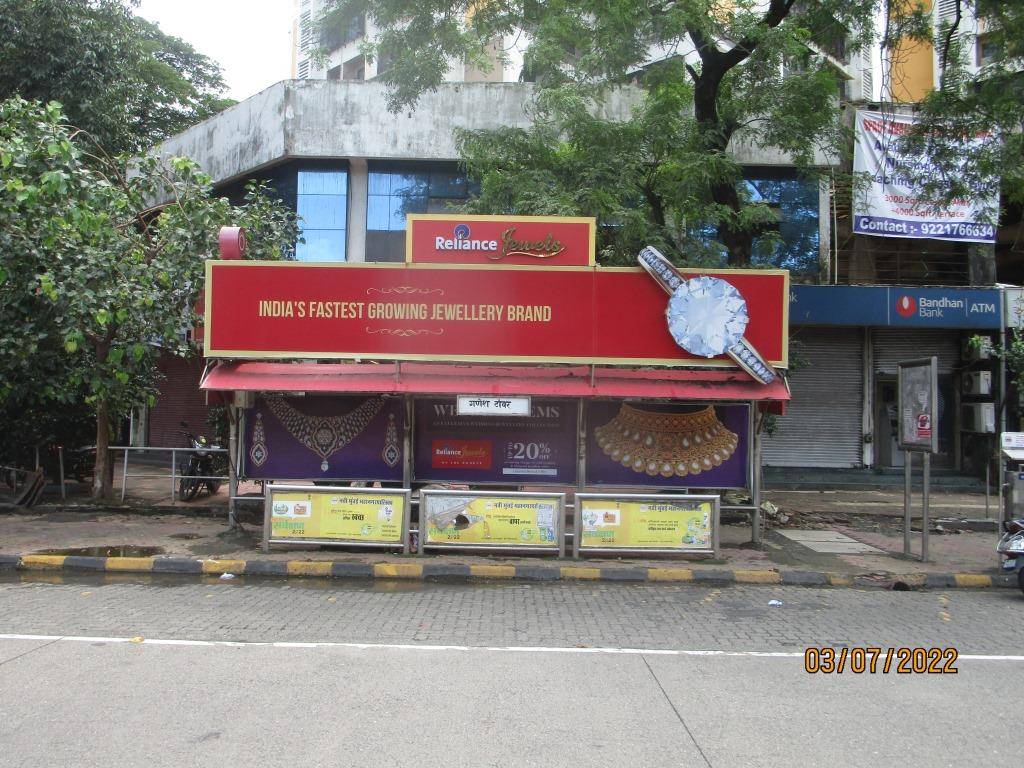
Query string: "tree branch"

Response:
xmin=939 ymin=0 xmax=962 ymax=86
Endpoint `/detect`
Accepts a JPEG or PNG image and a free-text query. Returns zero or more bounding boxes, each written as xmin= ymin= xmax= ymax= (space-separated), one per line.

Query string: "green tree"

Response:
xmin=883 ymin=1 xmax=1024 ymax=215
xmin=0 ymin=0 xmax=233 ymax=155
xmin=0 ymin=98 xmax=299 ymax=498
xmin=322 ymin=0 xmax=878 ymax=266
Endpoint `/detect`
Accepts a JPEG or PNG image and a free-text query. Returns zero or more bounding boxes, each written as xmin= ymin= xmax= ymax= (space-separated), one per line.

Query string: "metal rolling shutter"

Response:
xmin=872 ymin=329 xmax=961 ymax=375
xmin=763 ymin=328 xmax=864 ymax=468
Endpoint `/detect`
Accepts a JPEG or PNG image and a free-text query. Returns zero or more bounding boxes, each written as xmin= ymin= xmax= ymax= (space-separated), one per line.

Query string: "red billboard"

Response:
xmin=204 ymin=261 xmax=788 ymax=368
xmin=407 ymin=214 xmax=595 ymax=266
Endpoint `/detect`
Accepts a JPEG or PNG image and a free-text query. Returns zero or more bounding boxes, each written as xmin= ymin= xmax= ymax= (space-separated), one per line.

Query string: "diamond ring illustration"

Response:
xmin=638 ymin=247 xmax=778 ymax=384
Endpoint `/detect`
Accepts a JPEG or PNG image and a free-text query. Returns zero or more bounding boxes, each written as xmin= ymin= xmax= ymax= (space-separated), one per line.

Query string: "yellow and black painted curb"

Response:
xmin=0 ymin=554 xmax=1015 ymax=589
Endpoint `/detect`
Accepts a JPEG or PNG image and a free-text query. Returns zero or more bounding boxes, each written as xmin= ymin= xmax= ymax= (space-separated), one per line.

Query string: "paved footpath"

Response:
xmin=0 ymin=575 xmax=1021 ymax=767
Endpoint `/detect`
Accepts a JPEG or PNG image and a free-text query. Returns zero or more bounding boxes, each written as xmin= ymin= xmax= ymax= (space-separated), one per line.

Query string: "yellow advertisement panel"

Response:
xmin=423 ymin=493 xmax=560 ymax=547
xmin=269 ymin=490 xmax=405 ymax=543
xmin=579 ymin=498 xmax=713 ymax=551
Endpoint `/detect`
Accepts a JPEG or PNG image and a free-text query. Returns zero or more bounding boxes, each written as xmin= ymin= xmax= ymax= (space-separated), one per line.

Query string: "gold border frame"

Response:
xmin=203 ymin=260 xmax=789 ymax=368
xmin=405 ymin=213 xmax=597 ymax=266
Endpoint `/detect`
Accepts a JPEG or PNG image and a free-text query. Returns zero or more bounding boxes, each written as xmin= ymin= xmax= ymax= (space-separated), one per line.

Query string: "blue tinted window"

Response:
xmin=747 ymin=175 xmax=820 ymax=276
xmin=367 ymin=163 xmax=470 ymax=233
xmin=689 ymin=172 xmax=820 ymax=276
xmin=296 ymin=230 xmax=347 ymax=262
xmin=296 ymin=170 xmax=347 ymax=261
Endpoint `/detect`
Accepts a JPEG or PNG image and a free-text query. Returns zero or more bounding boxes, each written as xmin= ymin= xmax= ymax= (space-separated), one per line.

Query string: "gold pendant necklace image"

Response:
xmin=264 ymin=397 xmax=387 ymax=472
xmin=594 ymin=404 xmax=738 ymax=478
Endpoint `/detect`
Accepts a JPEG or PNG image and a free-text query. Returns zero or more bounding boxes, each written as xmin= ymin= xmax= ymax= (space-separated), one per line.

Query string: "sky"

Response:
xmin=134 ymin=0 xmax=295 ymax=102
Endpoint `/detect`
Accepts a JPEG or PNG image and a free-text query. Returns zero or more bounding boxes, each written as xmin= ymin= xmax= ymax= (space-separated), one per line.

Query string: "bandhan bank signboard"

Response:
xmin=203 ymin=261 xmax=789 ymax=369
xmin=406 ymin=214 xmax=595 ymax=266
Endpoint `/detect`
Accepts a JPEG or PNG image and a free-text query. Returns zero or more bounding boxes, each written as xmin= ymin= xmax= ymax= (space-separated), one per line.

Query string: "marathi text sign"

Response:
xmin=853 ymin=110 xmax=997 ymax=243
xmin=415 ymin=398 xmax=576 ymax=484
xmin=575 ymin=494 xmax=719 ymax=556
xmin=420 ymin=490 xmax=565 ymax=554
xmin=204 ymin=262 xmax=788 ymax=368
xmin=407 ymin=214 xmax=595 ymax=266
xmin=264 ymin=485 xmax=409 ymax=551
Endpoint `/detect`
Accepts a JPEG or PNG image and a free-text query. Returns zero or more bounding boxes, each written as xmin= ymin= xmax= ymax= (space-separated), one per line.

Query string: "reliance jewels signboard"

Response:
xmin=406 ymin=214 xmax=595 ymax=266
xmin=204 ymin=262 xmax=788 ymax=369
xmin=853 ymin=109 xmax=997 ymax=244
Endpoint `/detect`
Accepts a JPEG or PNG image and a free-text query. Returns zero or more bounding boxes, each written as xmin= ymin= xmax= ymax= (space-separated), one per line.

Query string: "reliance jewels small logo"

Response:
xmin=895 ymin=295 xmax=917 ymax=318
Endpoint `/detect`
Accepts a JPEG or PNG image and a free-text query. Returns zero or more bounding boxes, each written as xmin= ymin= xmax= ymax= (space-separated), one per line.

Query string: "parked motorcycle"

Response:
xmin=996 ymin=518 xmax=1024 ymax=595
xmin=178 ymin=421 xmax=221 ymax=501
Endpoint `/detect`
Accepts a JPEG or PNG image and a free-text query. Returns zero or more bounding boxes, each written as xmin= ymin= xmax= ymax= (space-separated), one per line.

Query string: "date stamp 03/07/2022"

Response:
xmin=804 ymin=647 xmax=958 ymax=674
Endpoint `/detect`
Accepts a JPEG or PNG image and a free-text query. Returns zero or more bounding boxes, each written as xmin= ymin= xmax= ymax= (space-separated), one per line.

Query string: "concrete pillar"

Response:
xmin=348 ymin=157 xmax=368 ymax=262
xmin=967 ymin=242 xmax=996 ymax=286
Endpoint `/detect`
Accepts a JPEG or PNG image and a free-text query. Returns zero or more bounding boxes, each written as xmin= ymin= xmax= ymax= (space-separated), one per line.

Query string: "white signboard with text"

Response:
xmin=853 ymin=110 xmax=997 ymax=244
xmin=457 ymin=395 xmax=532 ymax=417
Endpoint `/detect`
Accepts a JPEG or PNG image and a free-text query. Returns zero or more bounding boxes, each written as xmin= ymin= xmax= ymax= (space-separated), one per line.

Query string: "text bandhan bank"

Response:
xmin=204 ymin=262 xmax=789 ymax=368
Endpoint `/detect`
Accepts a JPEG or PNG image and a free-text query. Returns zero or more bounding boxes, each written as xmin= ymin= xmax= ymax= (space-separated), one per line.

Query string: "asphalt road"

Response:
xmin=0 ymin=574 xmax=1020 ymax=768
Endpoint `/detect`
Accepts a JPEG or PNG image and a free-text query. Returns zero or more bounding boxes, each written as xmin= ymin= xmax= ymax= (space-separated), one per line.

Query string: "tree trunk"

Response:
xmin=92 ymin=397 xmax=113 ymax=499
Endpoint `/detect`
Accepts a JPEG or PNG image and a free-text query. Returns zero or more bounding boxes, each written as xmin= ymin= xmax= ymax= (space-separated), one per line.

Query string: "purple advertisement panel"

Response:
xmin=414 ymin=398 xmax=577 ymax=484
xmin=245 ymin=396 xmax=404 ymax=481
xmin=585 ymin=402 xmax=750 ymax=490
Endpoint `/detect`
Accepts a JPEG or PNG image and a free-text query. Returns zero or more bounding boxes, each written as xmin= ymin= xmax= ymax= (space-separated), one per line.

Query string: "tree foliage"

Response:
xmin=885 ymin=1 xmax=1024 ymax=215
xmin=0 ymin=0 xmax=233 ymax=154
xmin=323 ymin=0 xmax=879 ymax=266
xmin=0 ymin=98 xmax=299 ymax=496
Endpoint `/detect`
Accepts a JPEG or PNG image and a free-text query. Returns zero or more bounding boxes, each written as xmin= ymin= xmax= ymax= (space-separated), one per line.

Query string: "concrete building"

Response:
xmin=291 ymin=0 xmax=526 ymax=84
xmin=144 ymin=4 xmax=1012 ymax=483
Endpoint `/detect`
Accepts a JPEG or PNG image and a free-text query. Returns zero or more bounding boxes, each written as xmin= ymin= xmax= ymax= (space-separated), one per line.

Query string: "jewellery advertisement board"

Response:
xmin=574 ymin=493 xmax=719 ymax=558
xmin=406 ymin=214 xmax=596 ymax=266
xmin=244 ymin=395 xmax=404 ymax=480
xmin=420 ymin=489 xmax=565 ymax=554
xmin=263 ymin=485 xmax=410 ymax=552
xmin=413 ymin=398 xmax=577 ymax=485
xmin=204 ymin=261 xmax=787 ymax=369
xmin=584 ymin=402 xmax=751 ymax=490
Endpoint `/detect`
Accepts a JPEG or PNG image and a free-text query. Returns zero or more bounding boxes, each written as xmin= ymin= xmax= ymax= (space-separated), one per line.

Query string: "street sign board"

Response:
xmin=898 ymin=357 xmax=938 ymax=453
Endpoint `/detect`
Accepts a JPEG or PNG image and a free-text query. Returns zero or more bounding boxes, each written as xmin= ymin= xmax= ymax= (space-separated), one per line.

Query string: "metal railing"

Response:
xmin=111 ymin=445 xmax=229 ymax=503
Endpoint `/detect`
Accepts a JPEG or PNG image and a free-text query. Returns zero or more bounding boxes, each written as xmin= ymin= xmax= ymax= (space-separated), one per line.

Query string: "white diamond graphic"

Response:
xmin=666 ymin=277 xmax=749 ymax=357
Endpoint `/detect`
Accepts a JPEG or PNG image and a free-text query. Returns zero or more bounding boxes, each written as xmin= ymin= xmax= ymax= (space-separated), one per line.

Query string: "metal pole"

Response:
xmin=752 ymin=406 xmax=762 ymax=545
xmin=227 ymin=404 xmax=238 ymax=528
xmin=903 ymin=450 xmax=912 ymax=556
xmin=120 ymin=446 xmax=129 ymax=502
xmin=985 ymin=460 xmax=991 ymax=519
xmin=575 ymin=400 xmax=586 ymax=557
xmin=999 ymin=297 xmax=1007 ymax=522
xmin=922 ymin=452 xmax=930 ymax=562
xmin=170 ymin=449 xmax=177 ymax=503
xmin=58 ymin=446 xmax=66 ymax=501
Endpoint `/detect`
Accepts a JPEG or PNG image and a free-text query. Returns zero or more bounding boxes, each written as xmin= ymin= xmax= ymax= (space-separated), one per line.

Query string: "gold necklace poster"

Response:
xmin=245 ymin=396 xmax=404 ymax=480
xmin=585 ymin=402 xmax=750 ymax=489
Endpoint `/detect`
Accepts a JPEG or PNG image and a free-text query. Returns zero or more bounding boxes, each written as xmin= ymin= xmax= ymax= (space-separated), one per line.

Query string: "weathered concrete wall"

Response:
xmin=153 ymin=79 xmax=830 ymax=186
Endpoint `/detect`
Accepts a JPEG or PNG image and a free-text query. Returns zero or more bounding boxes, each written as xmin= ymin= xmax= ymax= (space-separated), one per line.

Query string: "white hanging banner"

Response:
xmin=852 ymin=110 xmax=997 ymax=244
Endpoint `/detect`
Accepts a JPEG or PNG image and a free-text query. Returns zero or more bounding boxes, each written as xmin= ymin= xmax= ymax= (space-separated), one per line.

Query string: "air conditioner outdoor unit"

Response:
xmin=961 ymin=402 xmax=996 ymax=433
xmin=962 ymin=370 xmax=993 ymax=396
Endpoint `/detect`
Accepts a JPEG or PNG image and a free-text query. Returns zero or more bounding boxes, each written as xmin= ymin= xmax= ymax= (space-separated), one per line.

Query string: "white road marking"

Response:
xmin=1 ymin=633 xmax=1022 ymax=661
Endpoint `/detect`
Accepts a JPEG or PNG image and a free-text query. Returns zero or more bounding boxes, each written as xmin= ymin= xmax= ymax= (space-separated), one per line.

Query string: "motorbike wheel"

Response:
xmin=1018 ymin=568 xmax=1024 ymax=596
xmin=178 ymin=461 xmax=201 ymax=502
